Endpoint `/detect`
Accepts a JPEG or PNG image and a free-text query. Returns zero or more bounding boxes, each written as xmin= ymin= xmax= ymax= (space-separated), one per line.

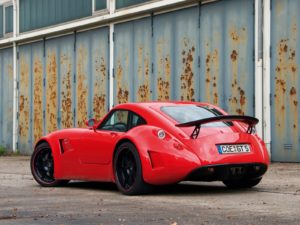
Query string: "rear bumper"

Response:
xmin=185 ymin=163 xmax=268 ymax=181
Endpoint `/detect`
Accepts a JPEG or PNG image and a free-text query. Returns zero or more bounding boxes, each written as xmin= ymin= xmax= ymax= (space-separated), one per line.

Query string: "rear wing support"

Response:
xmin=176 ymin=115 xmax=259 ymax=139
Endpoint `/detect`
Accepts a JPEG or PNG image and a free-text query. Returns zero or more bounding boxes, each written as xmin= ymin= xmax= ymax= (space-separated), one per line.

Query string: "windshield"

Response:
xmin=161 ymin=105 xmax=231 ymax=127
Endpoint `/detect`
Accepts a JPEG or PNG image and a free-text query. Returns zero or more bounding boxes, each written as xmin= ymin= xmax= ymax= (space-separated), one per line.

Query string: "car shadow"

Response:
xmin=66 ymin=181 xmax=118 ymax=192
xmin=64 ymin=181 xmax=256 ymax=196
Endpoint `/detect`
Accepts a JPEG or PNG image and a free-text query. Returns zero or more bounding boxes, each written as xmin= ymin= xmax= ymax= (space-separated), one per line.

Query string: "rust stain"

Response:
xmin=205 ymin=43 xmax=219 ymax=105
xmin=290 ymin=87 xmax=296 ymax=96
xmin=137 ymin=46 xmax=150 ymax=102
xmin=156 ymin=39 xmax=170 ymax=101
xmin=274 ymin=33 xmax=298 ymax=150
xmin=180 ymin=38 xmax=195 ymax=101
xmin=93 ymin=54 xmax=107 ymax=120
xmin=33 ymin=57 xmax=43 ymax=143
xmin=228 ymin=27 xmax=248 ymax=115
xmin=116 ymin=59 xmax=129 ymax=104
xmin=46 ymin=51 xmax=58 ymax=132
xmin=77 ymin=45 xmax=88 ymax=127
xmin=157 ymin=57 xmax=170 ymax=100
xmin=7 ymin=64 xmax=13 ymax=80
xmin=18 ymin=56 xmax=30 ymax=146
xmin=60 ymin=53 xmax=73 ymax=128
xmin=230 ymin=50 xmax=238 ymax=62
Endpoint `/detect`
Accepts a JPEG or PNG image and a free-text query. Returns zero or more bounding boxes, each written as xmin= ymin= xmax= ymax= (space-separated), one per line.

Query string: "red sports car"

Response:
xmin=31 ymin=102 xmax=269 ymax=195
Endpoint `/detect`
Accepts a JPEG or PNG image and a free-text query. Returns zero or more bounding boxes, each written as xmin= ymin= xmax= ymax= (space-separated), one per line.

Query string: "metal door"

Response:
xmin=271 ymin=0 xmax=300 ymax=162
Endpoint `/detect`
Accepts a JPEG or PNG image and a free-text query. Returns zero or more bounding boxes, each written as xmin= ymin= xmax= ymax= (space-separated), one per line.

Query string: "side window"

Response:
xmin=130 ymin=113 xmax=146 ymax=129
xmin=99 ymin=110 xmax=129 ymax=132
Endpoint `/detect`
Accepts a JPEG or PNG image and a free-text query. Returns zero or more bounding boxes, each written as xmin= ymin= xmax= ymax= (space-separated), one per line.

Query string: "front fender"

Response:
xmin=122 ymin=126 xmax=200 ymax=185
xmin=34 ymin=134 xmax=64 ymax=180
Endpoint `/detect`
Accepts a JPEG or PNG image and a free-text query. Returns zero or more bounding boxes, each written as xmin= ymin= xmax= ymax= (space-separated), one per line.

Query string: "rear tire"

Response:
xmin=31 ymin=142 xmax=69 ymax=187
xmin=114 ymin=142 xmax=151 ymax=195
xmin=223 ymin=177 xmax=262 ymax=189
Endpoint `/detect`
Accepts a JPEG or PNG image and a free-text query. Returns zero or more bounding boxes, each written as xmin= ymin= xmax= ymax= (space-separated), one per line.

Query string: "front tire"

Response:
xmin=223 ymin=177 xmax=262 ymax=189
xmin=114 ymin=142 xmax=150 ymax=195
xmin=31 ymin=142 xmax=68 ymax=187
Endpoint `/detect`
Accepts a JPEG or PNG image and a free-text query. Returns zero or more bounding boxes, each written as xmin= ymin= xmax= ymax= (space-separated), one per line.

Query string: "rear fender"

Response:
xmin=119 ymin=125 xmax=200 ymax=185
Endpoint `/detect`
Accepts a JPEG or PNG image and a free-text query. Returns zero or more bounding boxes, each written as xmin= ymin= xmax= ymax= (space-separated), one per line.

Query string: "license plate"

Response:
xmin=217 ymin=144 xmax=251 ymax=154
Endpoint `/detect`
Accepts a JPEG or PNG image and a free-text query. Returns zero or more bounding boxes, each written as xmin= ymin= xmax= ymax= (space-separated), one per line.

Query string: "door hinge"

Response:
xmin=270 ymin=93 xmax=272 ymax=106
xmin=151 ymin=13 xmax=154 ymax=37
xmin=198 ymin=2 xmax=201 ymax=29
xmin=198 ymin=56 xmax=201 ymax=68
xmin=74 ymin=30 xmax=77 ymax=51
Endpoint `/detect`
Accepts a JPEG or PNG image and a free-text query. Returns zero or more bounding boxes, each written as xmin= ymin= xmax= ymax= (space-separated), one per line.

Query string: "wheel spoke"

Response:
xmin=116 ymin=148 xmax=138 ymax=190
xmin=34 ymin=148 xmax=55 ymax=183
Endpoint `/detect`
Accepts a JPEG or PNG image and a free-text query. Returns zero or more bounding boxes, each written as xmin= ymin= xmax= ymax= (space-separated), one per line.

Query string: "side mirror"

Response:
xmin=86 ymin=118 xmax=96 ymax=129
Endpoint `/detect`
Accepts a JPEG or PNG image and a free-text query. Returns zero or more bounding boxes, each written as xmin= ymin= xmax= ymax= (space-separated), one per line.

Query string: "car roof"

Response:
xmin=114 ymin=101 xmax=214 ymax=109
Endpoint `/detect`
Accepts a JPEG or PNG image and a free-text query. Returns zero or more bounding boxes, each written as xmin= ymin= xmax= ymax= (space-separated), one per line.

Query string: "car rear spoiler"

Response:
xmin=175 ymin=115 xmax=259 ymax=139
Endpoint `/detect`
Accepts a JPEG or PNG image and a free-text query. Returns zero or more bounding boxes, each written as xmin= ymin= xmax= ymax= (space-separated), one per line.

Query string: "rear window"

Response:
xmin=161 ymin=105 xmax=230 ymax=127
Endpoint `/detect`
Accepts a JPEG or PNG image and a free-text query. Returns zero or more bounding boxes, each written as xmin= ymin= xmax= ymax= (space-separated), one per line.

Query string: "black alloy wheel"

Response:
xmin=31 ymin=142 xmax=68 ymax=187
xmin=114 ymin=142 xmax=150 ymax=195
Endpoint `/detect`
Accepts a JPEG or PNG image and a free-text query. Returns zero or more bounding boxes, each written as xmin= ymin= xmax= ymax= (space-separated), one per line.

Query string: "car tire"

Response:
xmin=114 ymin=142 xmax=151 ymax=195
xmin=31 ymin=142 xmax=69 ymax=187
xmin=222 ymin=177 xmax=262 ymax=189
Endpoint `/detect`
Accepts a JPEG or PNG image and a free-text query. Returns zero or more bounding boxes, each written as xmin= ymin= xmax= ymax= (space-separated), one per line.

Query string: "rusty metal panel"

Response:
xmin=76 ymin=27 xmax=109 ymax=125
xmin=90 ymin=28 xmax=109 ymax=120
xmin=32 ymin=42 xmax=44 ymax=146
xmin=153 ymin=7 xmax=201 ymax=101
xmin=271 ymin=0 xmax=300 ymax=162
xmin=59 ymin=35 xmax=74 ymax=128
xmin=200 ymin=0 xmax=254 ymax=116
xmin=18 ymin=41 xmax=45 ymax=153
xmin=0 ymin=48 xmax=13 ymax=150
xmin=45 ymin=39 xmax=59 ymax=133
xmin=114 ymin=17 xmax=152 ymax=104
xmin=172 ymin=7 xmax=199 ymax=101
xmin=114 ymin=22 xmax=134 ymax=104
xmin=46 ymin=35 xmax=77 ymax=131
xmin=153 ymin=13 xmax=173 ymax=101
xmin=133 ymin=18 xmax=152 ymax=102
xmin=18 ymin=45 xmax=32 ymax=152
xmin=76 ymin=32 xmax=89 ymax=127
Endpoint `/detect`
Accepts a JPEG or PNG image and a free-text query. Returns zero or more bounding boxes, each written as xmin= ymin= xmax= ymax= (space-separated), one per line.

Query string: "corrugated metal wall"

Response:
xmin=200 ymin=0 xmax=254 ymax=116
xmin=114 ymin=17 xmax=152 ymax=104
xmin=2 ymin=0 xmax=299 ymax=161
xmin=18 ymin=27 xmax=109 ymax=154
xmin=114 ymin=0 xmax=254 ymax=116
xmin=0 ymin=48 xmax=13 ymax=150
xmin=271 ymin=0 xmax=300 ymax=162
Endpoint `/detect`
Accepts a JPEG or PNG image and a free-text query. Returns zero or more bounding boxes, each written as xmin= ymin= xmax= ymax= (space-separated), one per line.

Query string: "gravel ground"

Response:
xmin=0 ymin=156 xmax=299 ymax=225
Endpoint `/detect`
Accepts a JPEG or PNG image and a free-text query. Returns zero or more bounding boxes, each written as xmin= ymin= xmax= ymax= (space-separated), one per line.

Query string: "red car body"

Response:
xmin=31 ymin=102 xmax=270 ymax=194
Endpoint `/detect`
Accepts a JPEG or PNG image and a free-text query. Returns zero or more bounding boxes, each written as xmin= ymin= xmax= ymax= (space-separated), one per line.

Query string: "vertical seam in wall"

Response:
xmin=109 ymin=23 xmax=114 ymax=109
